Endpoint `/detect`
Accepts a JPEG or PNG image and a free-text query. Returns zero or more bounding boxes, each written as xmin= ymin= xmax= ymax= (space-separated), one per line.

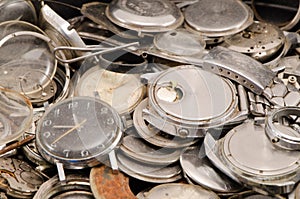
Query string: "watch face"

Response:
xmin=36 ymin=96 xmax=123 ymax=168
xmin=106 ymin=0 xmax=184 ymax=32
xmin=75 ymin=67 xmax=145 ymax=115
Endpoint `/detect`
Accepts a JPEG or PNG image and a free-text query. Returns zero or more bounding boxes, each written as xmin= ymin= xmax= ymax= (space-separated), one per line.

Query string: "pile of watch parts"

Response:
xmin=0 ymin=0 xmax=300 ymax=198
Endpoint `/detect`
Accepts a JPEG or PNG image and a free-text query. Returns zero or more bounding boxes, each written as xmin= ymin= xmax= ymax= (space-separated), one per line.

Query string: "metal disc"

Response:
xmin=106 ymin=0 xmax=184 ymax=32
xmin=184 ymin=0 xmax=253 ymax=37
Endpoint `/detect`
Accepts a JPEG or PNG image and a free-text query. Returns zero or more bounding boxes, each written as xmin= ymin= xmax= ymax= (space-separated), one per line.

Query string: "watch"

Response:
xmin=74 ymin=66 xmax=146 ymax=115
xmin=35 ymin=96 xmax=123 ymax=169
xmin=204 ymin=120 xmax=300 ymax=195
xmin=265 ymin=106 xmax=300 ymax=150
xmin=106 ymin=0 xmax=184 ymax=33
xmin=141 ymin=65 xmax=241 ymax=138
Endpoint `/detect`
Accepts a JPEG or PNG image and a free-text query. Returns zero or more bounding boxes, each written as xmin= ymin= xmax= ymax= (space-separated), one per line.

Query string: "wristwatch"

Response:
xmin=204 ymin=120 xmax=300 ymax=194
xmin=35 ymin=96 xmax=124 ymax=169
xmin=141 ymin=65 xmax=246 ymax=138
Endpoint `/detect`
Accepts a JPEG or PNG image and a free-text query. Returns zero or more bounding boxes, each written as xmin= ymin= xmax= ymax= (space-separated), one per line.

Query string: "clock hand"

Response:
xmin=51 ymin=119 xmax=87 ymax=145
xmin=53 ymin=125 xmax=77 ymax=128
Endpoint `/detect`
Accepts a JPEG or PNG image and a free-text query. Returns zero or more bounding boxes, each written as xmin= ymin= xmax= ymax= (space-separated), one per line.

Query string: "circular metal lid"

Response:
xmin=133 ymin=99 xmax=198 ymax=148
xmin=33 ymin=174 xmax=92 ymax=199
xmin=154 ymin=29 xmax=206 ymax=56
xmin=221 ymin=120 xmax=300 ymax=178
xmin=120 ymin=135 xmax=182 ymax=165
xmin=0 ymin=88 xmax=33 ymax=145
xmin=223 ymin=21 xmax=285 ymax=62
xmin=141 ymin=183 xmax=220 ymax=199
xmin=116 ymin=152 xmax=182 ymax=183
xmin=75 ymin=67 xmax=145 ymax=115
xmin=180 ymin=146 xmax=243 ymax=193
xmin=184 ymin=0 xmax=253 ymax=37
xmin=148 ymin=65 xmax=237 ymax=127
xmin=90 ymin=165 xmax=135 ymax=199
xmin=106 ymin=0 xmax=184 ymax=32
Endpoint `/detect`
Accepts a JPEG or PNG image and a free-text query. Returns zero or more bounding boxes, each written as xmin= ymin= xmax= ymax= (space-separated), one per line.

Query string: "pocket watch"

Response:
xmin=75 ymin=66 xmax=146 ymax=115
xmin=33 ymin=173 xmax=93 ymax=199
xmin=204 ymin=120 xmax=300 ymax=194
xmin=184 ymin=0 xmax=253 ymax=38
xmin=137 ymin=183 xmax=220 ymax=199
xmin=180 ymin=146 xmax=243 ymax=194
xmin=222 ymin=21 xmax=285 ymax=63
xmin=0 ymin=157 xmax=44 ymax=198
xmin=106 ymin=0 xmax=184 ymax=33
xmin=0 ymin=88 xmax=33 ymax=146
xmin=90 ymin=165 xmax=136 ymax=199
xmin=35 ymin=96 xmax=124 ymax=169
xmin=142 ymin=65 xmax=240 ymax=138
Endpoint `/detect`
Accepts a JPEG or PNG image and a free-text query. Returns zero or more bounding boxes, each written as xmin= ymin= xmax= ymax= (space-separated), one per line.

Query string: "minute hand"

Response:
xmin=51 ymin=119 xmax=87 ymax=145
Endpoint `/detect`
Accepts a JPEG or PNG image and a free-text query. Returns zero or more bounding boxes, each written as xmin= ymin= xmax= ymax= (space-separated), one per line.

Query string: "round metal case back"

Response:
xmin=36 ymin=96 xmax=123 ymax=169
xmin=106 ymin=0 xmax=184 ymax=32
xmin=148 ymin=65 xmax=237 ymax=127
xmin=221 ymin=120 xmax=300 ymax=179
xmin=184 ymin=0 xmax=253 ymax=37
